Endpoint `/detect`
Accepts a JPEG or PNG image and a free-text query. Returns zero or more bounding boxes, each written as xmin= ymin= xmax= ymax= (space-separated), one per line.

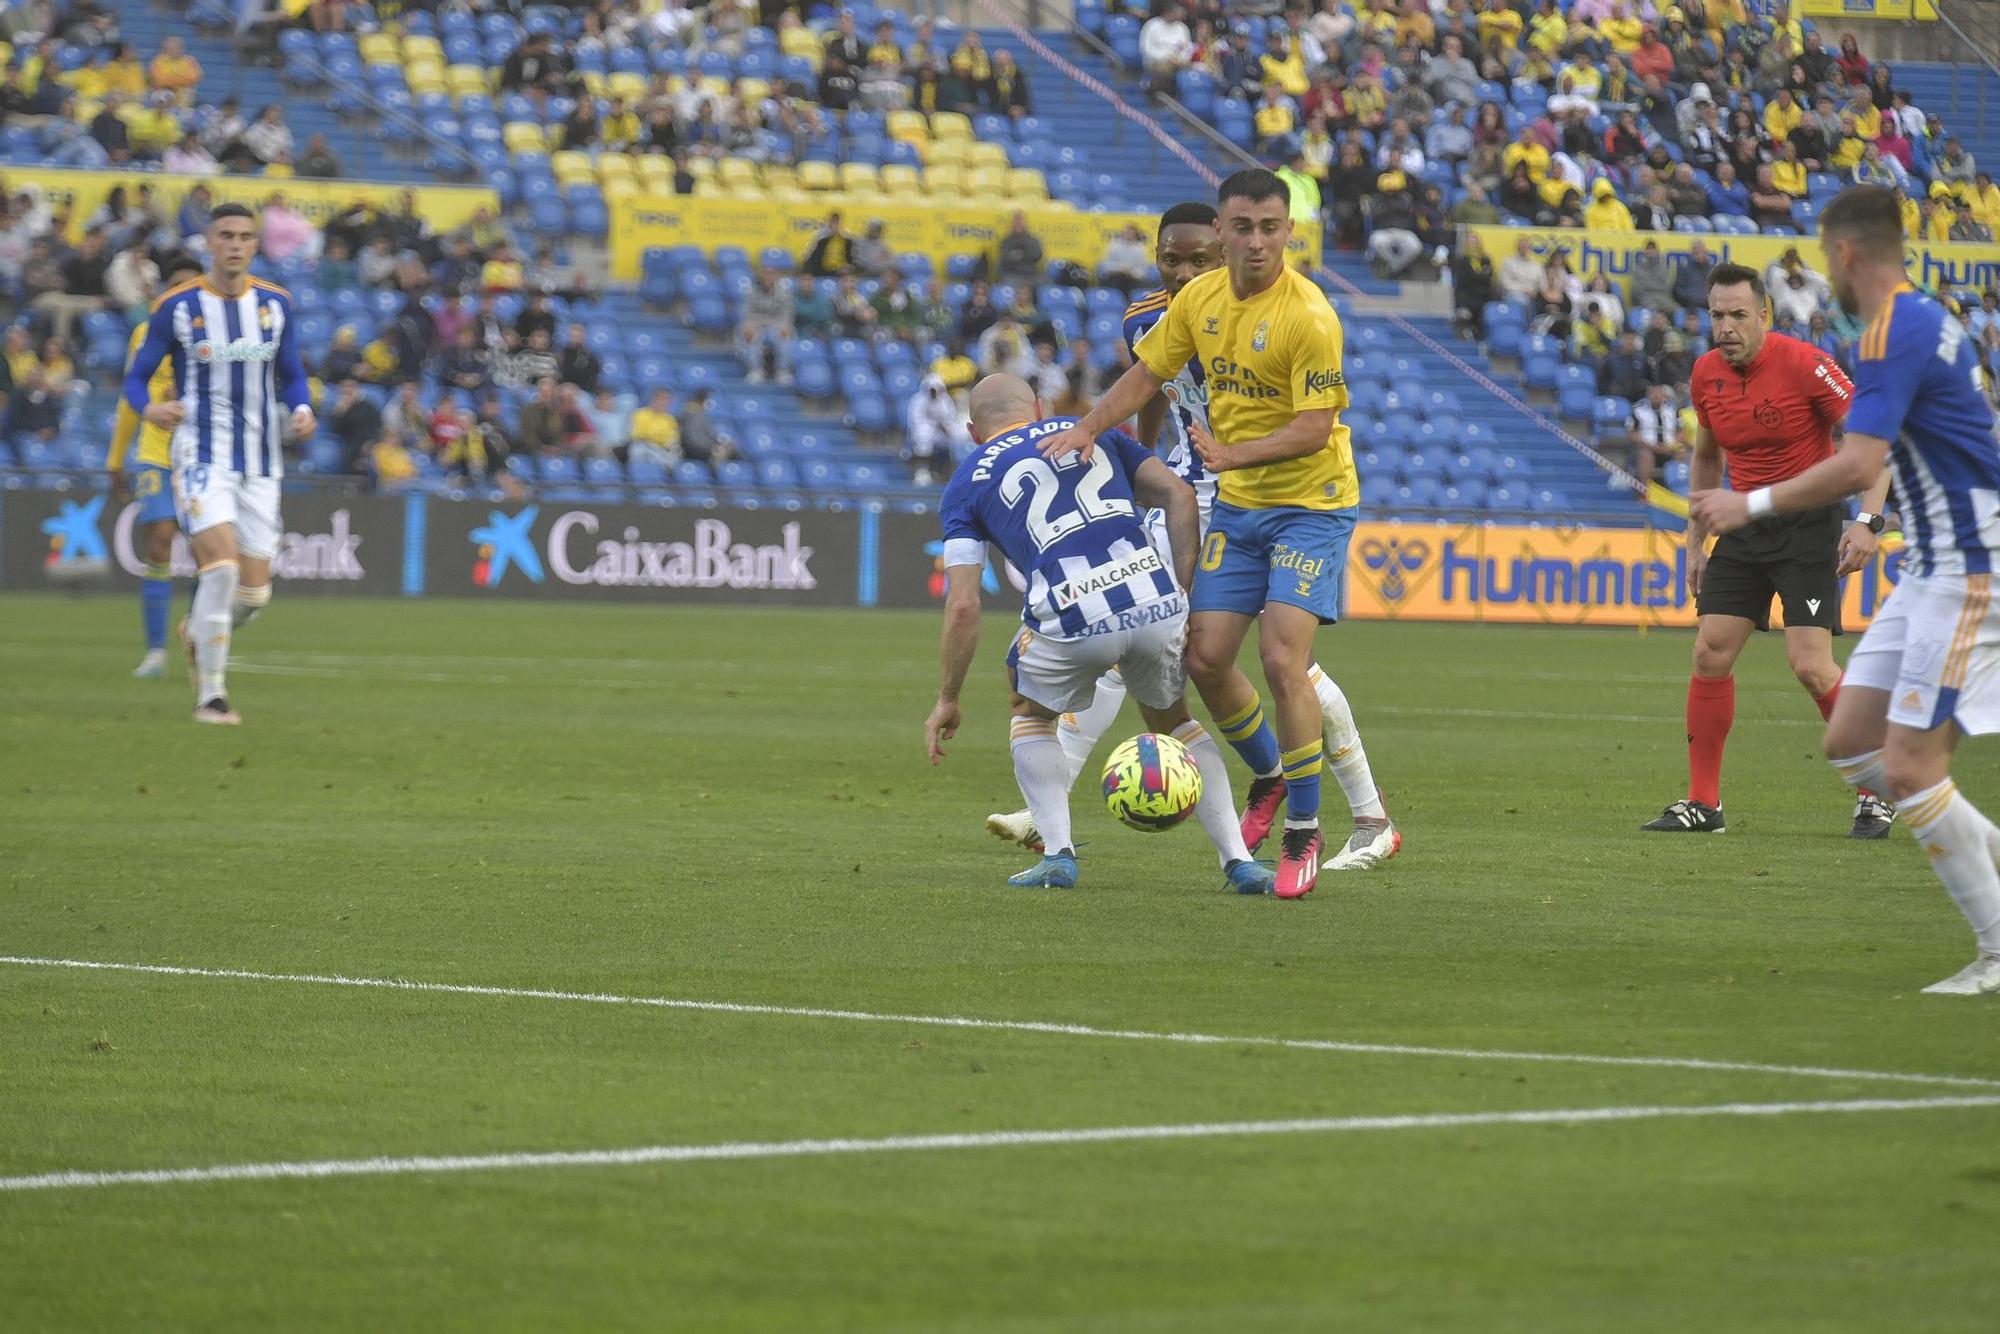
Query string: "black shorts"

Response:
xmin=1697 ymin=504 xmax=1844 ymax=633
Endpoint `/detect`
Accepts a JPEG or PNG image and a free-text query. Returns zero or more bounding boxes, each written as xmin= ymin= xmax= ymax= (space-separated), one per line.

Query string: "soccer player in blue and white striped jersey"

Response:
xmin=122 ymin=203 xmax=316 ymax=725
xmin=1692 ymin=184 xmax=2000 ymax=995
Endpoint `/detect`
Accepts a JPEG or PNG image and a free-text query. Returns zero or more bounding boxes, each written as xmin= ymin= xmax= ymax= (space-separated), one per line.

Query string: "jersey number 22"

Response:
xmin=1000 ymin=450 xmax=1134 ymax=551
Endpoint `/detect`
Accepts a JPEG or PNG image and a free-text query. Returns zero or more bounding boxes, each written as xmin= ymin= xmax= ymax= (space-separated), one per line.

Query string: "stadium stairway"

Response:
xmin=1900 ymin=62 xmax=2000 ymax=176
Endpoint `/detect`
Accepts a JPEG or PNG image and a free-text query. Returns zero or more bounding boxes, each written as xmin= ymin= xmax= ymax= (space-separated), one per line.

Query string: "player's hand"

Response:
xmin=143 ymin=401 xmax=185 ymax=431
xmin=107 ymin=463 xmax=128 ymax=503
xmin=1836 ymin=521 xmax=1878 ymax=577
xmin=924 ymin=698 xmax=962 ymax=765
xmin=1688 ymin=488 xmax=1751 ymax=536
xmin=1036 ymin=421 xmax=1096 ymax=463
xmin=291 ymin=406 xmax=318 ymax=440
xmin=1189 ymin=423 xmax=1236 ymax=473
xmin=1685 ymin=542 xmax=1707 ymax=600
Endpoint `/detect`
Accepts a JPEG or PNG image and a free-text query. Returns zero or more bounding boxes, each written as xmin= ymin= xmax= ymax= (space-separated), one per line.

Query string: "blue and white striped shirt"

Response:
xmin=122 ymin=277 xmax=311 ymax=480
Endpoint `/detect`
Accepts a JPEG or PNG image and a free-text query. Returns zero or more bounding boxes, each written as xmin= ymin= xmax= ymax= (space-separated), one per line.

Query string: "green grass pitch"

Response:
xmin=2 ymin=593 xmax=1997 ymax=1331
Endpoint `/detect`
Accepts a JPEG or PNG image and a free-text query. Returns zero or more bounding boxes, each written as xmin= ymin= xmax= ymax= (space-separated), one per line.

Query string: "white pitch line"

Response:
xmin=5 ymin=956 xmax=1997 ymax=1092
xmin=5 ymin=1096 xmax=1997 ymax=1194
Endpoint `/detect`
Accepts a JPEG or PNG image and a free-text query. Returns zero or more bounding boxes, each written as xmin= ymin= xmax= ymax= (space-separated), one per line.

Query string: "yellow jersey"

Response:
xmin=108 ymin=324 xmax=176 ymax=470
xmin=1135 ymin=266 xmax=1359 ymax=512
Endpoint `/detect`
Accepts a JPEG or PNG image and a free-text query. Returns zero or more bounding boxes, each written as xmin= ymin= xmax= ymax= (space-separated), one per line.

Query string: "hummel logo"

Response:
xmin=1806 ymin=598 xmax=1821 ymax=615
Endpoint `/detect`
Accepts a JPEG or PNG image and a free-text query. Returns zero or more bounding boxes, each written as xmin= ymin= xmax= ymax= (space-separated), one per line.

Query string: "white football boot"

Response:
xmin=985 ymin=809 xmax=1043 ymax=853
xmin=1921 ymin=955 xmax=2000 ymax=996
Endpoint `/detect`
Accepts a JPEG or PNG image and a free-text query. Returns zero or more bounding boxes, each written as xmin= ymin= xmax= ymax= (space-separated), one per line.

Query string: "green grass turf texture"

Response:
xmin=2 ymin=592 xmax=1997 ymax=1332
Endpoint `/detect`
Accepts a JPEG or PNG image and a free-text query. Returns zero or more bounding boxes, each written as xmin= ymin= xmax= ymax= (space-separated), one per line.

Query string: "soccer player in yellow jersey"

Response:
xmin=107 ymin=251 xmax=202 ymax=679
xmin=1042 ymin=170 xmax=1364 ymax=899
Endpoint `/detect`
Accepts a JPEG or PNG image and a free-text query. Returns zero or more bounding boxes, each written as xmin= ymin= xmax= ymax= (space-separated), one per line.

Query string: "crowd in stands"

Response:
xmin=1127 ymin=0 xmax=1998 ymax=278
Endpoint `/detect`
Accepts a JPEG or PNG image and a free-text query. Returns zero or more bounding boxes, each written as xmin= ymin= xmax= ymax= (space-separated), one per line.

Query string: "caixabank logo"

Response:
xmin=40 ymin=494 xmax=109 ymax=573
xmin=470 ymin=506 xmax=545 ymax=587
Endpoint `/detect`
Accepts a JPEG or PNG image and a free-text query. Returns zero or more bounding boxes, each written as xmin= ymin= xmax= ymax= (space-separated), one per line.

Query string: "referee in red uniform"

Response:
xmin=1642 ymin=262 xmax=1898 ymax=838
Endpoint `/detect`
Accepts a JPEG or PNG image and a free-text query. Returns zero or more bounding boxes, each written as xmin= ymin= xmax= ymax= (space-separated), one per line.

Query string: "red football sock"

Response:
xmin=1686 ymin=674 xmax=1735 ymax=808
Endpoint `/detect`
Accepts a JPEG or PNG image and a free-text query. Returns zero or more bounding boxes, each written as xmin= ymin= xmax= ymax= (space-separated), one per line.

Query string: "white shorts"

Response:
xmin=1009 ymin=597 xmax=1189 ymax=714
xmin=1844 ymin=573 xmax=2000 ymax=735
xmin=1142 ymin=486 xmax=1217 ymax=567
xmin=174 ymin=462 xmax=282 ymax=560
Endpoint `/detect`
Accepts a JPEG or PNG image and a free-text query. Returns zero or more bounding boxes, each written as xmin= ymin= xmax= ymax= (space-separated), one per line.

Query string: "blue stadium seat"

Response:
xmin=1522 ymin=354 xmax=1560 ymax=391
xmin=1557 ymin=384 xmax=1594 ymax=421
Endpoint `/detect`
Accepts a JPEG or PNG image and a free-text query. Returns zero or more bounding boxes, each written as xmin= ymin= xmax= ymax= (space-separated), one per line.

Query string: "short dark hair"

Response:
xmin=1706 ymin=262 xmax=1765 ymax=299
xmin=160 ymin=251 xmax=201 ymax=281
xmin=1216 ymin=168 xmax=1290 ymax=210
xmin=209 ymin=202 xmax=254 ymax=224
xmin=1158 ymin=201 xmax=1217 ymax=237
xmin=1818 ymin=183 xmax=1905 ymax=256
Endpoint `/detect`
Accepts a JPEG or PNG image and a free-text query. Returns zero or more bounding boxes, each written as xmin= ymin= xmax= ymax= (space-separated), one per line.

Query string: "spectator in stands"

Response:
xmin=515 ymin=292 xmax=558 ymax=348
xmin=1424 ymin=32 xmax=1479 ymax=110
xmin=1599 ymin=330 xmax=1649 ymax=400
xmin=319 ymin=326 xmax=364 ymax=384
xmin=583 ymin=388 xmax=628 ymax=455
xmin=86 ymin=92 xmax=130 ymax=164
xmin=382 ymin=380 xmax=430 ymax=447
xmin=1365 ymin=170 xmax=1423 ymax=278
xmin=241 ymin=105 xmax=293 ymax=170
xmin=1665 ymin=240 xmax=1711 ymax=311
xmin=1627 ymin=383 xmax=1686 ymax=490
xmin=148 ymin=35 xmax=201 ymax=107
xmin=823 ymin=9 xmax=865 ymax=68
xmin=678 ymin=388 xmax=733 ymax=465
xmin=802 ymin=213 xmax=852 ymax=278
xmin=1093 ymin=225 xmax=1147 ymax=298
xmin=1424 ymin=105 xmax=1472 ymax=168
xmin=1583 ymin=179 xmax=1634 ymax=232
xmin=557 ymin=322 xmax=602 ymax=396
xmin=1747 ymin=164 xmax=1798 ymax=231
xmin=6 ymin=363 xmax=58 ymax=446
xmin=259 ymin=194 xmax=318 ymax=265
xmin=35 ymin=230 xmax=108 ymax=340
xmin=1376 ymin=118 xmax=1425 ymax=175
xmin=793 ymin=275 xmax=833 ymax=337
xmin=1276 ymin=149 xmax=1322 ymax=226
xmin=995 ymin=212 xmax=1045 ymax=289
xmin=500 ymin=31 xmax=574 ymax=105
xmin=1628 ymin=240 xmax=1676 ymax=315
xmin=904 ymin=372 xmax=957 ymax=486
xmin=1141 ymin=2 xmax=1195 ymax=92
xmin=1496 ymin=236 xmax=1540 ymax=305
xmin=851 ymin=221 xmax=896 ymax=282
xmin=516 ymin=377 xmax=568 ymax=460
xmin=1059 ymin=336 xmax=1115 ymax=412
xmin=957 ymin=281 xmax=999 ymax=342
xmin=1445 ymin=180 xmax=1496 ymax=228
xmin=990 ymin=51 xmax=1032 ymax=118
xmin=284 ymin=129 xmax=339 ymax=179
xmin=1627 ymin=182 xmax=1671 ymax=232
xmin=325 ymin=379 xmax=378 ymax=474
xmin=1534 ymin=251 xmax=1579 ymax=341
xmin=1025 ymin=339 xmax=1069 ymax=405
xmin=163 ymin=130 xmax=217 ymax=175
xmin=628 ymin=387 xmax=680 ymax=468
xmin=738 ymin=268 xmax=794 ymax=384
xmin=1936 ymin=137 xmax=1977 ymax=188
xmin=1573 ymin=299 xmax=1617 ymax=366
xmin=1325 ymin=140 xmax=1375 ymax=247
xmin=1703 ymin=159 xmax=1749 ymax=217
xmin=1387 ymin=54 xmax=1434 ymax=126
xmin=931 ymin=338 xmax=977 ymax=401
xmin=860 ymin=55 xmax=908 ymax=113
xmin=832 ymin=274 xmax=876 ymax=338
xmin=1645 ymin=308 xmax=1694 ymax=386
xmin=818 ymin=52 xmax=859 ymax=114
xmin=872 ymin=281 xmax=922 ymax=345
xmin=506 ymin=329 xmax=559 ymax=389
xmin=977 ymin=313 xmax=1033 ymax=378
xmin=441 ymin=326 xmax=493 ymax=399
xmin=1450 ymin=232 xmax=1494 ymax=339
xmin=1253 ymin=85 xmax=1297 ymax=160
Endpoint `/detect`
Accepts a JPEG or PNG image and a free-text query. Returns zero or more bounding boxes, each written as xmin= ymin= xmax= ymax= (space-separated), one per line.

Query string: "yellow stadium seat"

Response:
xmin=634 ymin=156 xmax=674 ymax=191
xmin=358 ymin=32 xmax=399 ymax=64
xmin=762 ymin=164 xmax=798 ymax=193
xmin=797 ymin=160 xmax=838 ymax=192
xmin=696 ymin=76 xmax=731 ymax=99
xmin=766 ymin=186 xmax=810 ymax=205
xmin=686 ymin=156 xmax=717 ymax=181
xmin=402 ymin=35 xmax=443 ymax=63
xmin=579 ymin=70 xmax=607 ymax=98
xmin=886 ymin=110 xmax=929 ymax=147
xmin=838 ymin=162 xmax=880 ymax=193
xmin=1005 ymin=168 xmax=1048 ymax=201
xmin=607 ymin=71 xmax=647 ymax=102
xmin=551 ymin=150 xmax=595 ymax=184
xmin=924 ymin=164 xmax=965 ymax=196
xmin=963 ymin=168 xmax=1005 ymax=198
xmin=736 ymin=78 xmax=771 ymax=105
xmin=880 ymin=164 xmax=921 ymax=196
xmin=924 ymin=138 xmax=969 ymax=169
xmin=966 ymin=141 xmax=1008 ymax=171
xmin=502 ymin=122 xmax=547 ymax=154
xmin=446 ymin=64 xmax=490 ymax=98
xmin=406 ymin=63 xmax=445 ymax=97
xmin=930 ymin=112 xmax=973 ymax=142
xmin=693 ymin=179 xmax=728 ymax=198
xmin=597 ymin=150 xmax=635 ymax=176
xmin=663 ymin=74 xmax=689 ymax=95
xmin=779 ymin=29 xmax=822 ymax=68
xmin=717 ymin=156 xmax=760 ymax=188
xmin=600 ymin=176 xmax=638 ymax=200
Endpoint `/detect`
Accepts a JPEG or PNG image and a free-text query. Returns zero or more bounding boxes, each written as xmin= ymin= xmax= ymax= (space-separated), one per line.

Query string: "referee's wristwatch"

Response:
xmin=1853 ymin=512 xmax=1887 ymax=534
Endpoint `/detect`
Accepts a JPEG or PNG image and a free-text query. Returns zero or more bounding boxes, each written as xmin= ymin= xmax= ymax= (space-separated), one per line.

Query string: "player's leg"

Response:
xmin=985 ymin=666 xmax=1126 ymax=853
xmin=1866 ymin=575 xmax=2000 ymax=994
xmin=232 ymin=476 xmax=281 ymax=631
xmin=1184 ymin=506 xmax=1286 ymax=848
xmin=131 ymin=464 xmax=178 ymax=678
xmin=1123 ymin=613 xmax=1272 ymax=895
xmin=1002 ymin=631 xmax=1108 ymax=888
xmin=1778 ymin=543 xmax=1896 ymax=838
xmin=185 ymin=522 xmax=241 ymax=724
xmin=1308 ymin=662 xmax=1402 ymax=871
xmin=1642 ymin=612 xmax=1755 ymax=831
xmin=1257 ymin=600 xmax=1329 ymax=897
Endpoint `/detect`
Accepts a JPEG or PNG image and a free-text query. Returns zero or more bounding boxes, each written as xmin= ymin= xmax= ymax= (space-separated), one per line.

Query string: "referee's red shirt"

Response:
xmin=1689 ymin=331 xmax=1853 ymax=492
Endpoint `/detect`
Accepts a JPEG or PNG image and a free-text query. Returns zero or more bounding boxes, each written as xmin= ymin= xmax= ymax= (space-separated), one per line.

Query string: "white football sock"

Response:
xmin=1174 ymin=720 xmax=1252 ymax=867
xmin=1902 ymin=779 xmax=2000 ymax=953
xmin=1010 ymin=717 xmax=1074 ymax=855
xmin=1830 ymin=749 xmax=1886 ymax=794
xmin=1058 ymin=668 xmax=1127 ymax=786
xmin=1309 ymin=663 xmax=1385 ymax=820
xmin=191 ymin=559 xmax=238 ymax=703
xmin=232 ymin=581 xmax=271 ymax=628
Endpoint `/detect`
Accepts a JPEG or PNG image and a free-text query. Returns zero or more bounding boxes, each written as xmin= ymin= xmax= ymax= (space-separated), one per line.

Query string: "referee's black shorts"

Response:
xmin=1697 ymin=503 xmax=1844 ymax=633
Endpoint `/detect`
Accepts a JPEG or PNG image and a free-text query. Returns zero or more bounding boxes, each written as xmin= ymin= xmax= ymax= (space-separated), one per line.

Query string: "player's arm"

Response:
xmin=925 ymin=556 xmax=985 ymax=765
xmin=123 ymin=306 xmax=179 ymax=426
xmin=1683 ymin=425 xmax=1722 ymax=597
xmin=1134 ymin=389 xmax=1168 ymax=451
xmin=276 ymin=302 xmax=317 ymax=436
xmin=1130 ymin=455 xmax=1199 ymax=593
xmin=1193 ymin=408 xmax=1333 ymax=472
xmin=1039 ymin=360 xmax=1167 ymax=462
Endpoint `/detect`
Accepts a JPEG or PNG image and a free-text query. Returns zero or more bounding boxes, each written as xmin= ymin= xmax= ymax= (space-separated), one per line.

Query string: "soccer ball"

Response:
xmin=1102 ymin=733 xmax=1203 ymax=832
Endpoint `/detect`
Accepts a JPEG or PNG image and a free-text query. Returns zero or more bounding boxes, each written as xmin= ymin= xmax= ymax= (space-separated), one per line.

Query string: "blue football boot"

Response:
xmin=1007 ymin=849 xmax=1079 ymax=889
xmin=1225 ymin=858 xmax=1276 ymax=896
